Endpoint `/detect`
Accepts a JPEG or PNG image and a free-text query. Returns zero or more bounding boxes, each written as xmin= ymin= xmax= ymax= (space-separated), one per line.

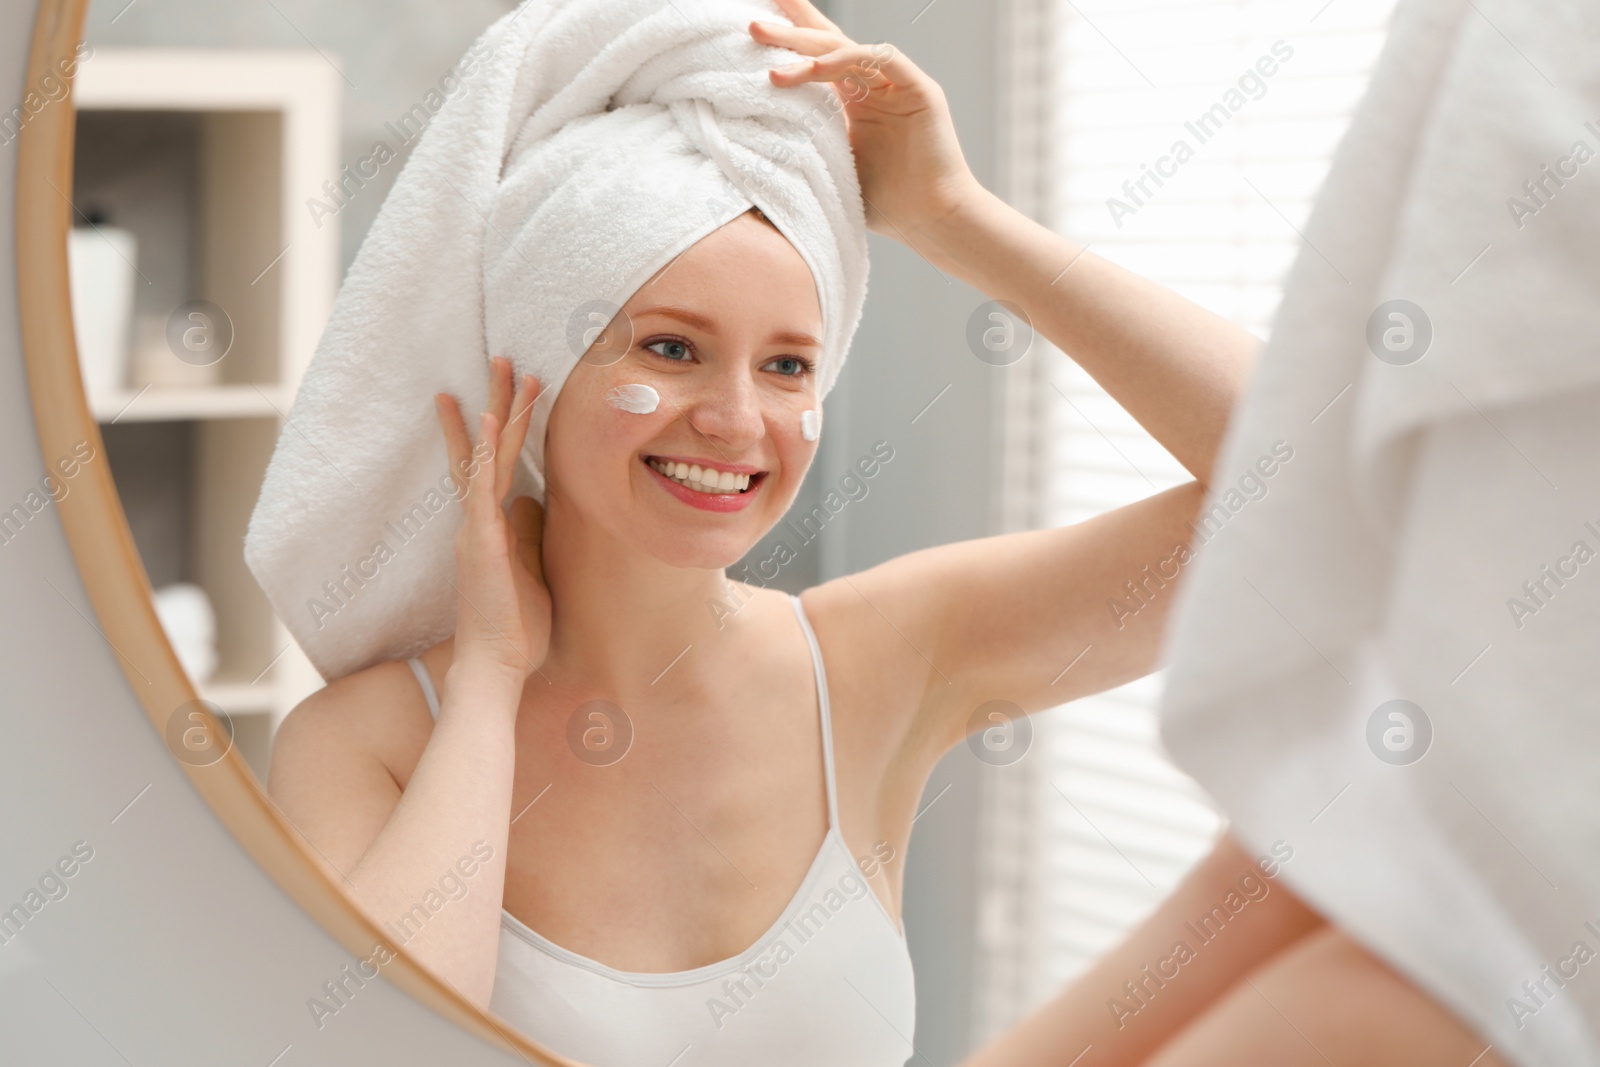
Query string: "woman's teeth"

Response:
xmin=648 ymin=457 xmax=752 ymax=495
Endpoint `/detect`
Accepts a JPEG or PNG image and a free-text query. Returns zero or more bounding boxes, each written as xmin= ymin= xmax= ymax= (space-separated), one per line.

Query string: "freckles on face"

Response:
xmin=544 ymin=365 xmax=658 ymax=501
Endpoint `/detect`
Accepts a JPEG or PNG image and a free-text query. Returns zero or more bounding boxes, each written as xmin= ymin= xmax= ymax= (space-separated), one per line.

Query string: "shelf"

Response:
xmin=73 ymin=48 xmax=342 ymax=785
xmin=74 ymin=50 xmax=341 ymax=393
xmin=91 ymin=384 xmax=291 ymax=423
xmin=198 ymin=678 xmax=279 ymax=715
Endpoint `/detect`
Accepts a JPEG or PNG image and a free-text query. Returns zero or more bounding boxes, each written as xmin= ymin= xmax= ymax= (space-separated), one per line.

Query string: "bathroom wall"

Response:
xmin=819 ymin=2 xmax=1001 ymax=1061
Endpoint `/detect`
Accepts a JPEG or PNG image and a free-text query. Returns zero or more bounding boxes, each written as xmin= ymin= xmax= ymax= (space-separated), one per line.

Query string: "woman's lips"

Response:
xmin=642 ymin=456 xmax=764 ymax=513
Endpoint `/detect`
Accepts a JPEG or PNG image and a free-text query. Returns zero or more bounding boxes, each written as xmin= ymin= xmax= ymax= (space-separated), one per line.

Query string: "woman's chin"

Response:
xmin=643 ymin=535 xmax=761 ymax=572
xmin=628 ymin=485 xmax=791 ymax=568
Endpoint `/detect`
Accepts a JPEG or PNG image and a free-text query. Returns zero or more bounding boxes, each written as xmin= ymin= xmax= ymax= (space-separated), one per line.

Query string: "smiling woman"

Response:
xmin=249 ymin=0 xmax=923 ymax=1061
xmin=269 ymin=191 xmax=925 ymax=1062
xmin=251 ymin=0 xmax=1243 ymax=1061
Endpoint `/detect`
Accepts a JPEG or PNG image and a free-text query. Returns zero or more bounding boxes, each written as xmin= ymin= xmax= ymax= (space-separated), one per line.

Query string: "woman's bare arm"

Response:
xmin=754 ymin=7 xmax=1261 ymax=764
xmin=958 ymin=832 xmax=1327 ymax=1067
xmin=342 ymin=661 xmax=525 ymax=1002
xmin=756 ymin=1 xmax=1255 ymax=487
xmin=823 ymin=479 xmax=1209 ymax=772
xmin=267 ymin=359 xmax=550 ymax=1009
xmin=269 ymin=662 xmax=523 ymax=1007
xmin=837 ymin=179 xmax=1272 ymax=750
xmin=913 ymin=183 xmax=1259 ymax=489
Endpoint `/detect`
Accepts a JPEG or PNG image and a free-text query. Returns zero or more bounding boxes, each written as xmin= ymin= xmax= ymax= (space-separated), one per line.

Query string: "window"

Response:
xmin=975 ymin=0 xmax=1402 ymax=1040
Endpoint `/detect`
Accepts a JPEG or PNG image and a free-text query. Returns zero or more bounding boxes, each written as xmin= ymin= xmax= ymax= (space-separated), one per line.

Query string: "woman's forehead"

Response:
xmin=629 ymin=216 xmax=823 ymax=333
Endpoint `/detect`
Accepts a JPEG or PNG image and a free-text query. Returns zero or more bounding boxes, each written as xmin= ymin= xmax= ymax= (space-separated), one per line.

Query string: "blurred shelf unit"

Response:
xmin=73 ymin=49 xmax=342 ymax=778
xmin=90 ymin=383 xmax=293 ymax=422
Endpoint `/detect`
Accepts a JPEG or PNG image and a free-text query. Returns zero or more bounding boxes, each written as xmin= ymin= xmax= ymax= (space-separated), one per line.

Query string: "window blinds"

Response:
xmin=974 ymin=0 xmax=1400 ymax=1042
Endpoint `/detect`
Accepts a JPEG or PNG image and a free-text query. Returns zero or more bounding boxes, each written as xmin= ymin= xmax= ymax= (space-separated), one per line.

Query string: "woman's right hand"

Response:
xmin=753 ymin=0 xmax=981 ymax=238
xmin=434 ymin=356 xmax=552 ymax=683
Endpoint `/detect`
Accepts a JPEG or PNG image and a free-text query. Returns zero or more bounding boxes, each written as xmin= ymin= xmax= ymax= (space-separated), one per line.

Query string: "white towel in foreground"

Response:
xmin=242 ymin=0 xmax=868 ymax=683
xmin=1156 ymin=1 xmax=1600 ymax=1064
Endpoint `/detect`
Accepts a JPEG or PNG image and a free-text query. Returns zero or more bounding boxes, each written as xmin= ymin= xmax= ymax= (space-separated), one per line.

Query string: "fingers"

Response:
xmin=465 ymin=410 xmax=501 ymax=518
xmin=494 ymin=372 xmax=542 ymax=499
xmin=764 ymin=0 xmax=841 ymax=34
xmin=749 ymin=19 xmax=840 ymax=57
xmin=440 ymin=359 xmax=542 ymax=517
xmin=752 ymin=12 xmax=916 ymax=95
xmin=487 ymin=354 xmax=512 ymax=438
xmin=434 ymin=392 xmax=473 ymax=478
xmin=770 ymin=39 xmax=909 ymax=91
xmin=436 ymin=392 xmax=499 ymax=515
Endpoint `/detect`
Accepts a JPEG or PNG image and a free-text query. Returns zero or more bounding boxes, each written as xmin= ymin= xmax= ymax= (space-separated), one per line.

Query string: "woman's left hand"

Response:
xmin=751 ymin=0 xmax=980 ymax=239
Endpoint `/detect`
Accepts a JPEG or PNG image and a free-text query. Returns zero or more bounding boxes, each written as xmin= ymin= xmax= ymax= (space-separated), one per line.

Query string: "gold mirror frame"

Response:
xmin=16 ymin=2 xmax=571 ymax=1059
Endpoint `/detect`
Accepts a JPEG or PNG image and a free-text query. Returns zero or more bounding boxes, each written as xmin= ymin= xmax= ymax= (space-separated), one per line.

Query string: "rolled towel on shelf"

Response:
xmin=151 ymin=582 xmax=218 ymax=685
xmin=242 ymin=0 xmax=869 ymax=684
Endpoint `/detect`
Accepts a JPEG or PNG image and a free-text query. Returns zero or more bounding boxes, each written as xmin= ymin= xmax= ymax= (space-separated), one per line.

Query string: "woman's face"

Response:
xmin=544 ymin=211 xmax=825 ymax=569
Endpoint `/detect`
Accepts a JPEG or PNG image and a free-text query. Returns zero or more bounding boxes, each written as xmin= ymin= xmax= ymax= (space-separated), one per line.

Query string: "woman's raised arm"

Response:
xmin=913 ymin=191 xmax=1257 ymax=488
xmin=756 ymin=0 xmax=1264 ymax=760
xmin=756 ymin=0 xmax=1257 ymax=486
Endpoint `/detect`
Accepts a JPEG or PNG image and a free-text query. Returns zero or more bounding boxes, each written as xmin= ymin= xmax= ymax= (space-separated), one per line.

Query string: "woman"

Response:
xmin=267 ymin=0 xmax=1504 ymax=1064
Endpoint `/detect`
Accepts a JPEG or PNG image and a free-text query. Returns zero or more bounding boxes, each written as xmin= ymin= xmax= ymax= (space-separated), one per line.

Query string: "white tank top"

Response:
xmin=404 ymin=592 xmax=916 ymax=1066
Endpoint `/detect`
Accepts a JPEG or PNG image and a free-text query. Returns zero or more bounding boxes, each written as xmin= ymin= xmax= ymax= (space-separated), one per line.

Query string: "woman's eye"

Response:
xmin=765 ymin=356 xmax=813 ymax=377
xmin=645 ymin=339 xmax=692 ymax=362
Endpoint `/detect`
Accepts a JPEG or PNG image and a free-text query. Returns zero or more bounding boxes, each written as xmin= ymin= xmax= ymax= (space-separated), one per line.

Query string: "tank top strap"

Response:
xmin=406 ymin=656 xmax=441 ymax=719
xmin=787 ymin=592 xmax=839 ymax=831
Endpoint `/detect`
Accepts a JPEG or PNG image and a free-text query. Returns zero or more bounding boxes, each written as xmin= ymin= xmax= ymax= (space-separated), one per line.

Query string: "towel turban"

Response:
xmin=244 ymin=0 xmax=870 ymax=682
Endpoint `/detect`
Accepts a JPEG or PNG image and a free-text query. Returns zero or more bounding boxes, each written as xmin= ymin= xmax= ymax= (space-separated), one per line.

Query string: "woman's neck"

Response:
xmin=536 ymin=491 xmax=750 ymax=702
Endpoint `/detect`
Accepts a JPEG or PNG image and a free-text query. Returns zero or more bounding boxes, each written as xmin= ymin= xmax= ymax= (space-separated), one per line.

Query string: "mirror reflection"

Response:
xmin=68 ymin=0 xmax=1531 ymax=1065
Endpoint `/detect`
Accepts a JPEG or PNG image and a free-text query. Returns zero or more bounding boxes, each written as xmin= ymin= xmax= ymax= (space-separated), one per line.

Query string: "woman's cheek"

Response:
xmin=603 ymin=382 xmax=660 ymax=414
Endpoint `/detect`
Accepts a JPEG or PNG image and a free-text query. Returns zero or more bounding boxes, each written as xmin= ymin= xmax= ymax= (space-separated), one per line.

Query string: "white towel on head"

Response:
xmin=243 ymin=0 xmax=868 ymax=683
xmin=1155 ymin=1 xmax=1600 ymax=1064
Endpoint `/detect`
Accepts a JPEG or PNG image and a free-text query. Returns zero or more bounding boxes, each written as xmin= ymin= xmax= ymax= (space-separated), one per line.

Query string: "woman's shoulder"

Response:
xmin=793 ymin=574 xmax=934 ymax=679
xmin=273 ymin=639 xmax=452 ymax=787
xmin=288 ymin=639 xmax=450 ymax=722
xmin=789 ymin=579 xmax=931 ymax=759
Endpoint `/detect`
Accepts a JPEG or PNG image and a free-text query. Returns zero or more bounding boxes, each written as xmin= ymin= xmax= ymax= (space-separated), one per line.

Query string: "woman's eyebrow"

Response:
xmin=634 ymin=304 xmax=821 ymax=348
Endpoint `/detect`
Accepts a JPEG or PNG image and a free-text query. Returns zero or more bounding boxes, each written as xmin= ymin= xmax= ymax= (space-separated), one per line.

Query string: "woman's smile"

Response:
xmin=642 ymin=453 xmax=768 ymax=512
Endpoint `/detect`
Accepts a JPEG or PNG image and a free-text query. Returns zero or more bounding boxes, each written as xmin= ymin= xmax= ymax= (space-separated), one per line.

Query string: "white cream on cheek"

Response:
xmin=800 ymin=408 xmax=821 ymax=441
xmin=605 ymin=383 xmax=660 ymax=414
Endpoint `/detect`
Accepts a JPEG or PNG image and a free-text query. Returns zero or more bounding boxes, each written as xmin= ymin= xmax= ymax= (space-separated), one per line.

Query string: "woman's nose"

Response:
xmin=682 ymin=367 xmax=767 ymax=449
